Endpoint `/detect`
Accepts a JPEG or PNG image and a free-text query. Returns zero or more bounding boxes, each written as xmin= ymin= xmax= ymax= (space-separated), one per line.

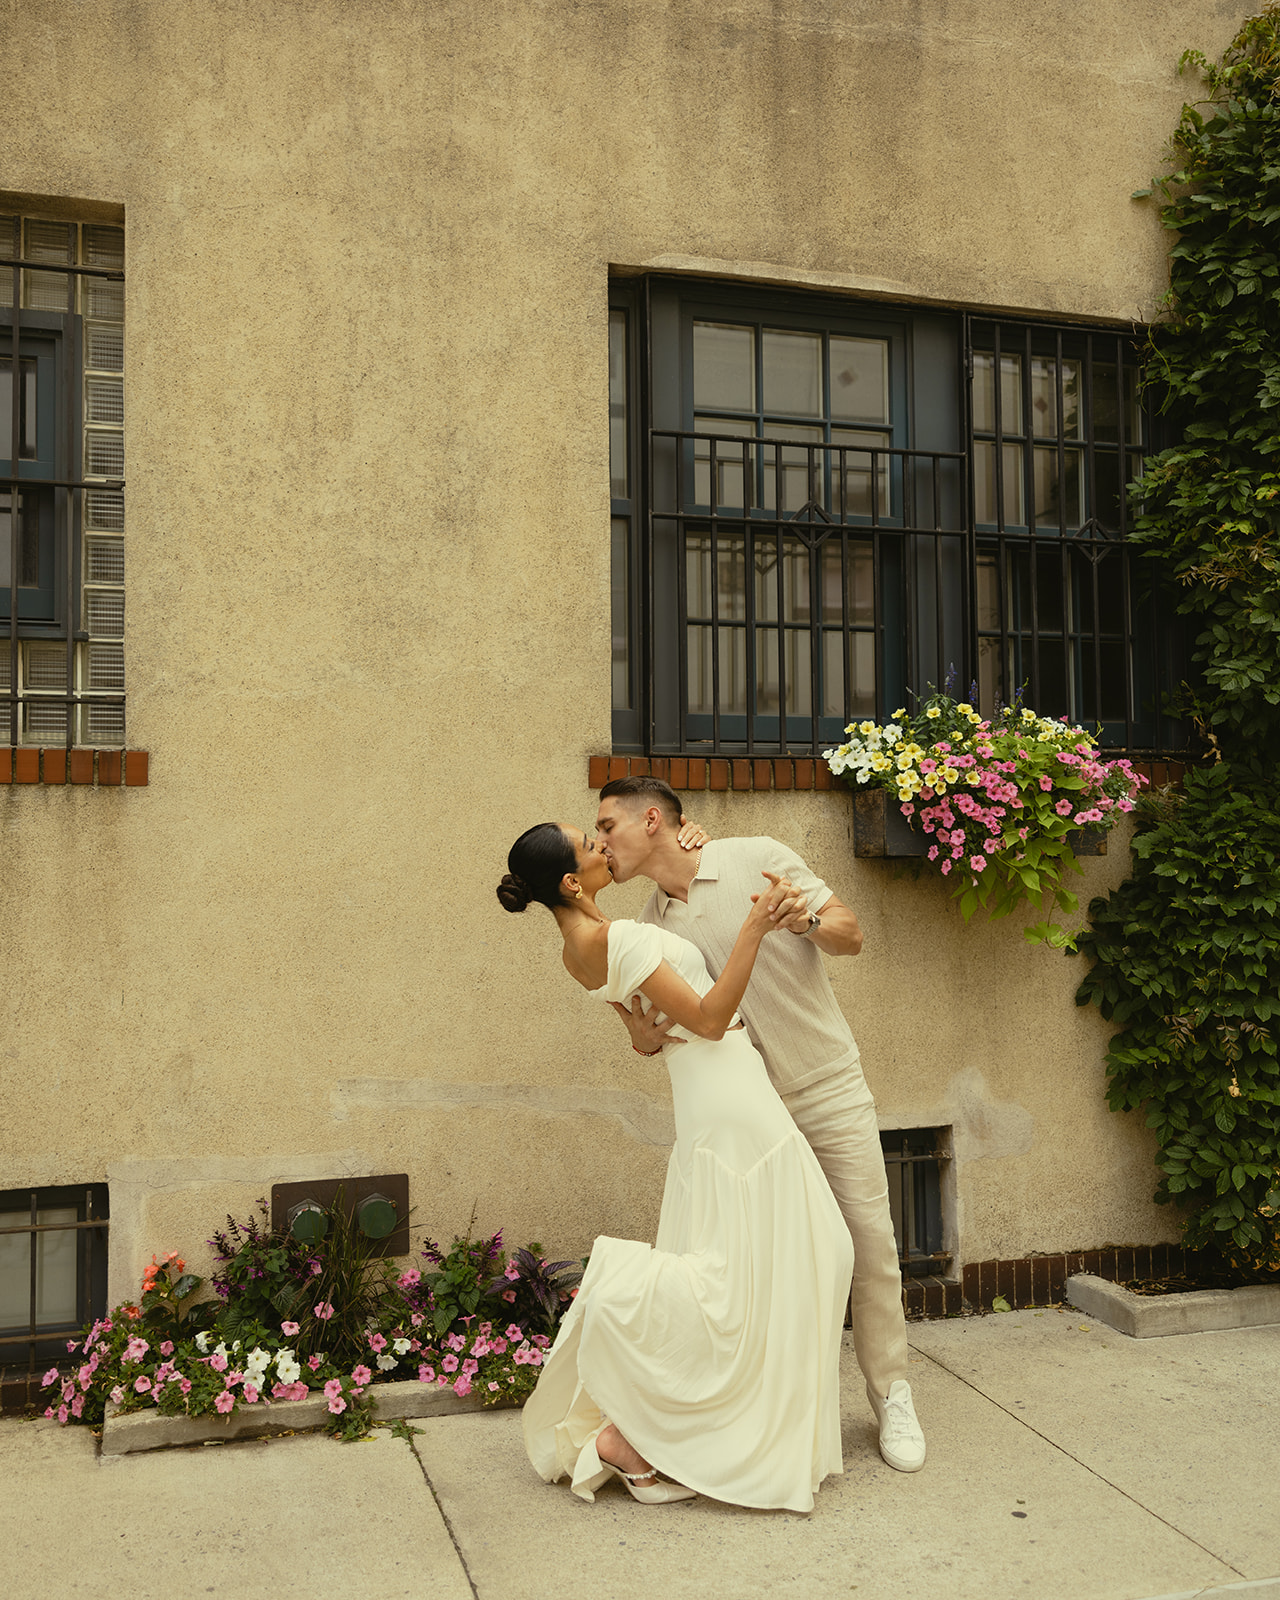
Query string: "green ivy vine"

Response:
xmin=1075 ymin=8 xmax=1280 ymax=1273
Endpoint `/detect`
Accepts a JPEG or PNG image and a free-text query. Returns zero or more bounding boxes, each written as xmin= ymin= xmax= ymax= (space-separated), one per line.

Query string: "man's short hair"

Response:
xmin=599 ymin=775 xmax=681 ymax=828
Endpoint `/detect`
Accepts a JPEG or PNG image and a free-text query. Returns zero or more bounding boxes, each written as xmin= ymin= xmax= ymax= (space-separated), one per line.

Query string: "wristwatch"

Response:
xmin=792 ymin=912 xmax=821 ymax=936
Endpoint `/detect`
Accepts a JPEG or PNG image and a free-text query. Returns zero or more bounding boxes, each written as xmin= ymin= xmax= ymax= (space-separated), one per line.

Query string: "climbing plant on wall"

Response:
xmin=1075 ymin=7 xmax=1280 ymax=1273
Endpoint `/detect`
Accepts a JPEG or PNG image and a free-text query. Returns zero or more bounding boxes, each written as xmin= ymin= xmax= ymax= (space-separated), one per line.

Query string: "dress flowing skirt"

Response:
xmin=522 ymin=1028 xmax=854 ymax=1513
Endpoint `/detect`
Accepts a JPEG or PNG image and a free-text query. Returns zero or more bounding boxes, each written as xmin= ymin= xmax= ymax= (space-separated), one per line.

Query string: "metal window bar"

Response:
xmin=0 ymin=1187 xmax=109 ymax=1378
xmin=4 ymin=235 xmax=125 ymax=750
xmin=965 ymin=313 xmax=1184 ymax=756
xmin=653 ymin=427 xmax=966 ymax=755
xmin=880 ymin=1130 xmax=951 ymax=1278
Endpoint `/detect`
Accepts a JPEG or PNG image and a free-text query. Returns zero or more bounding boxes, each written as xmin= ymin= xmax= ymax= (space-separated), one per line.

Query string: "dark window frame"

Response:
xmin=2 ymin=210 xmax=126 ymax=750
xmin=611 ymin=275 xmax=1188 ymax=759
xmin=0 ymin=1183 xmax=109 ymax=1379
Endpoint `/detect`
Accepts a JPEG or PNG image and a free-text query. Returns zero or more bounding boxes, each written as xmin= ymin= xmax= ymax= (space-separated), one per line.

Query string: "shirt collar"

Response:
xmin=653 ymin=840 xmax=720 ymax=912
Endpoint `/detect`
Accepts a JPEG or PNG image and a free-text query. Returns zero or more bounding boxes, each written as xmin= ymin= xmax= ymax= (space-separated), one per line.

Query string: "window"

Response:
xmin=0 ymin=1185 xmax=109 ymax=1380
xmin=2 ymin=208 xmax=126 ymax=749
xmin=880 ymin=1129 xmax=950 ymax=1279
xmin=610 ymin=277 xmax=1185 ymax=756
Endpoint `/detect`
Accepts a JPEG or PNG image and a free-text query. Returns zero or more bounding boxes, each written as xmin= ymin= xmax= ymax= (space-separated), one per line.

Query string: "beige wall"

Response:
xmin=0 ymin=0 xmax=1240 ymax=1303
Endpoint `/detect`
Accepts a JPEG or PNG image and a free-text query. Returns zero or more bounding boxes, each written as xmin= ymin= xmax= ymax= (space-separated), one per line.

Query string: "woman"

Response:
xmin=496 ymin=822 xmax=854 ymax=1514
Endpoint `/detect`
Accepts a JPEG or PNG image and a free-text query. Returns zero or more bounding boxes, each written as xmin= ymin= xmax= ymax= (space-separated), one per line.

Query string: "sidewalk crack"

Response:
xmin=403 ymin=1431 xmax=480 ymax=1600
xmin=909 ymin=1340 xmax=1247 ymax=1581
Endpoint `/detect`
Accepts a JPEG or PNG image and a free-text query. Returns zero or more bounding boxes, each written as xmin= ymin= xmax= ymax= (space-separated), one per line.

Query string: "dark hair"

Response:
xmin=496 ymin=823 xmax=577 ymax=914
xmin=598 ymin=775 xmax=681 ymax=827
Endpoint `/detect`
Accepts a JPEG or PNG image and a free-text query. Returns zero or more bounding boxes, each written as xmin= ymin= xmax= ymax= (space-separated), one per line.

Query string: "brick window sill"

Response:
xmin=0 ymin=749 xmax=149 ymax=787
xmin=589 ymin=755 xmax=1186 ymax=794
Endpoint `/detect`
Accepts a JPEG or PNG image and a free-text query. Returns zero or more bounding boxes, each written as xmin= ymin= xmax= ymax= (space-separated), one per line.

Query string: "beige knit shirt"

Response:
xmin=637 ymin=836 xmax=860 ymax=1093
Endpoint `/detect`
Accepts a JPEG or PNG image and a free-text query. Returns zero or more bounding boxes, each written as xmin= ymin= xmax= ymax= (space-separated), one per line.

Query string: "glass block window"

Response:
xmin=1 ymin=208 xmax=126 ymax=747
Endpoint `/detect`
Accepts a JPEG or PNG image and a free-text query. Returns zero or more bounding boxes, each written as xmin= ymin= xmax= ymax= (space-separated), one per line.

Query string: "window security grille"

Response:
xmin=2 ymin=212 xmax=126 ymax=747
xmin=880 ymin=1128 xmax=951 ymax=1278
xmin=611 ymin=279 xmax=1187 ymax=758
xmin=0 ymin=1186 xmax=109 ymax=1382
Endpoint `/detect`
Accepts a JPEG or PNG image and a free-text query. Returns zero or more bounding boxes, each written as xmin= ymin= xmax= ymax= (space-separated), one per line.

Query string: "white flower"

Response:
xmin=213 ymin=1342 xmax=229 ymax=1362
xmin=376 ymin=1353 xmax=398 ymax=1371
xmin=275 ymin=1356 xmax=301 ymax=1385
xmin=195 ymin=1331 xmax=212 ymax=1354
xmin=392 ymin=1338 xmax=412 ymax=1356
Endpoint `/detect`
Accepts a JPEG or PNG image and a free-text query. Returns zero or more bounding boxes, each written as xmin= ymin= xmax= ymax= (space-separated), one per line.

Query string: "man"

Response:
xmin=595 ymin=775 xmax=926 ymax=1473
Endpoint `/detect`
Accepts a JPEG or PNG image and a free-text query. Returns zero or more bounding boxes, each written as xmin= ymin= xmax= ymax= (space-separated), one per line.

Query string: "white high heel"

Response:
xmin=599 ymin=1459 xmax=697 ymax=1504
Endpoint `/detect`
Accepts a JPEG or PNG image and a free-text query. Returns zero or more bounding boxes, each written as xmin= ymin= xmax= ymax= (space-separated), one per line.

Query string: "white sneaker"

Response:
xmin=869 ymin=1379 xmax=926 ymax=1472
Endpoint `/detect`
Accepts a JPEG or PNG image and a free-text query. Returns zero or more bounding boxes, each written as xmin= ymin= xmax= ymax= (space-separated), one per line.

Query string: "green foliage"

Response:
xmin=1076 ymin=10 xmax=1280 ymax=1275
xmin=1077 ymin=764 xmax=1280 ymax=1268
xmin=1130 ymin=9 xmax=1280 ymax=750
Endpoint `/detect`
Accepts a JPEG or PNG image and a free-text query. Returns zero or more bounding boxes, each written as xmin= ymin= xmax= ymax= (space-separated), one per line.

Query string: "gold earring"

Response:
xmin=574 ymin=886 xmax=583 ymax=900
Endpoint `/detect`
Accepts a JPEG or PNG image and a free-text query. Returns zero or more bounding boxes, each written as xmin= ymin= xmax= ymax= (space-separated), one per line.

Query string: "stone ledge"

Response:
xmin=101 ymin=1378 xmax=507 ymax=1455
xmin=1065 ymin=1272 xmax=1280 ymax=1338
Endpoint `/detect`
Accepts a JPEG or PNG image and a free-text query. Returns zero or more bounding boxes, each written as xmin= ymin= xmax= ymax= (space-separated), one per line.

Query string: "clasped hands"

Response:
xmin=608 ymin=867 xmax=812 ymax=1055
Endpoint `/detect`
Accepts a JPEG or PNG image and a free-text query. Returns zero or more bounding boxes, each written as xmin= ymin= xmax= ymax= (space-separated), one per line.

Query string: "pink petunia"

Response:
xmin=490 ymin=1338 xmax=508 ymax=1354
xmin=419 ymin=1364 xmax=436 ymax=1383
xmin=57 ymin=1404 xmax=68 ymax=1424
xmin=501 ymin=1290 xmax=516 ymax=1303
xmin=367 ymin=1332 xmax=387 ymax=1353
xmin=180 ymin=1378 xmax=192 ymax=1396
xmin=940 ymin=860 xmax=952 ymax=875
xmin=243 ymin=1383 xmax=260 ymax=1404
xmin=398 ymin=1268 xmax=422 ymax=1289
xmin=1055 ymin=799 xmax=1073 ymax=816
xmin=160 ymin=1341 xmax=174 ymax=1356
xmin=970 ymin=856 xmax=987 ymax=872
xmin=327 ymin=1396 xmax=347 ymax=1416
xmin=214 ymin=1392 xmax=234 ymax=1414
xmin=209 ymin=1351 xmax=228 ymax=1372
xmin=1038 ymin=776 xmax=1053 ymax=791
xmin=452 ymin=1375 xmax=472 ymax=1398
xmin=308 ymin=1354 xmax=323 ymax=1371
xmin=352 ymin=1365 xmax=372 ymax=1386
xmin=41 ymin=1367 xmax=59 ymax=1387
xmin=323 ymin=1378 xmax=343 ymax=1400
xmin=70 ymin=1394 xmax=84 ymax=1418
xmin=314 ymin=1302 xmax=334 ymax=1321
xmin=281 ymin=1321 xmax=300 ymax=1337
xmin=505 ymin=1324 xmax=523 ymax=1342
xmin=488 ymin=1382 xmax=499 ymax=1392
xmin=503 ymin=1261 xmax=520 ymax=1281
xmin=109 ymin=1385 xmax=125 ymax=1405
xmin=441 ymin=1354 xmax=459 ymax=1373
xmin=134 ymin=1375 xmax=152 ymax=1394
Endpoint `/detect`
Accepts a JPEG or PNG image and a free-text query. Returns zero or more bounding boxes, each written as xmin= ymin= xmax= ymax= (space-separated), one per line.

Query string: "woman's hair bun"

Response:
xmin=496 ymin=872 xmax=531 ymax=913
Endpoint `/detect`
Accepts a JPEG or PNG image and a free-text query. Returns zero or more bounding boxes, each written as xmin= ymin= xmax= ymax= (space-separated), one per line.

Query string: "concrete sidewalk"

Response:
xmin=4 ymin=1308 xmax=1278 ymax=1600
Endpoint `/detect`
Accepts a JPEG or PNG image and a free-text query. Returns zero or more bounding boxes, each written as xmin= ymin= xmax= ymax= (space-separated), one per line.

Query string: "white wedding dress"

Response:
xmin=522 ymin=920 xmax=854 ymax=1513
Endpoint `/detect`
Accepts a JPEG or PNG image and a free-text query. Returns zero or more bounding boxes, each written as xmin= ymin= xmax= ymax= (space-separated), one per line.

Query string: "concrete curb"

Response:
xmin=1066 ymin=1272 xmax=1280 ymax=1338
xmin=100 ymin=1378 xmax=512 ymax=1455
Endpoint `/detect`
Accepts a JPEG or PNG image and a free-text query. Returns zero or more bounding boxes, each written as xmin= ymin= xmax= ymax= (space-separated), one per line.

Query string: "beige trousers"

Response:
xmin=779 ymin=1062 xmax=909 ymax=1404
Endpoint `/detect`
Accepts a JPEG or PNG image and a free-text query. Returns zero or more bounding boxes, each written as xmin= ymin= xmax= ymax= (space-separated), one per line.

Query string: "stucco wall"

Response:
xmin=0 ymin=0 xmax=1241 ymax=1303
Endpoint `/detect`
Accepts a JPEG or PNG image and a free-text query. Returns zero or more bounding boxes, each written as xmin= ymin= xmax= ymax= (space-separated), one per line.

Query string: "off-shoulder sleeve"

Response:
xmin=602 ymin=921 xmax=666 ymax=1004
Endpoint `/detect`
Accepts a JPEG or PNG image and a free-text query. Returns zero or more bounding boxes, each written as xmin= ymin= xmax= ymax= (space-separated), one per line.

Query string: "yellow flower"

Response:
xmin=965 ymin=771 xmax=981 ymax=785
xmin=859 ymin=721 xmax=876 ymax=736
xmin=956 ymin=702 xmax=972 ymax=714
xmin=896 ymin=752 xmax=914 ymax=770
xmin=968 ymin=711 xmax=982 ymax=724
xmin=871 ymin=754 xmax=890 ymax=772
xmin=926 ymin=706 xmax=942 ymax=719
xmin=941 ymin=768 xmax=959 ymax=785
xmin=893 ymin=707 xmax=907 ymax=719
xmin=904 ymin=742 xmax=924 ymax=757
xmin=1036 ymin=731 xmax=1051 ymax=742
xmin=1021 ymin=708 xmax=1036 ymax=723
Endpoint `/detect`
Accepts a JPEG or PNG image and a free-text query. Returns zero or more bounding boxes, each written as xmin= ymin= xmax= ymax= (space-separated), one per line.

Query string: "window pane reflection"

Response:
xmin=762 ymin=328 xmax=821 ymax=416
xmin=830 ymin=337 xmax=889 ymax=423
xmin=609 ymin=309 xmax=628 ymax=499
xmin=694 ymin=322 xmax=755 ymax=411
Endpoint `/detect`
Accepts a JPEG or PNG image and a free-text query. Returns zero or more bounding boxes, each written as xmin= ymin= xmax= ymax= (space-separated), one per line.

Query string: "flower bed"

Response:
xmin=40 ymin=1206 xmax=581 ymax=1444
xmin=825 ymin=688 xmax=1146 ymax=943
